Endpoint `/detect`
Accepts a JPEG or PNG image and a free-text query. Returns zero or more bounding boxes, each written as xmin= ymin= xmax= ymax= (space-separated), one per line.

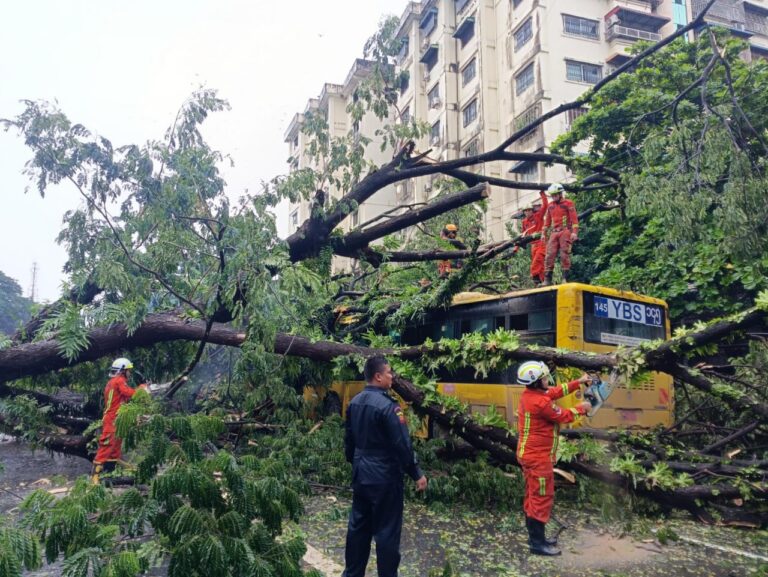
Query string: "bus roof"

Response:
xmin=452 ymin=283 xmax=669 ymax=308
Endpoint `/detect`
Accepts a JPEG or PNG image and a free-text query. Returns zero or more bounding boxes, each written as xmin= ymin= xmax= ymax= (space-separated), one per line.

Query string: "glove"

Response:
xmin=570 ymin=233 xmax=578 ymax=242
xmin=576 ymin=401 xmax=592 ymax=414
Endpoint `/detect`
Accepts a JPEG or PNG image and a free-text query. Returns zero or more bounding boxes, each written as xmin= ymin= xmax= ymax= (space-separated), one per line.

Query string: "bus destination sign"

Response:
xmin=593 ymin=296 xmax=663 ymax=327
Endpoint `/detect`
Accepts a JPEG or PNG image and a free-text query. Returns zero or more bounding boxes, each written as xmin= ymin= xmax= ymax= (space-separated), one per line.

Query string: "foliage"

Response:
xmin=552 ymin=33 xmax=768 ymax=321
xmin=0 ymin=271 xmax=32 ymax=336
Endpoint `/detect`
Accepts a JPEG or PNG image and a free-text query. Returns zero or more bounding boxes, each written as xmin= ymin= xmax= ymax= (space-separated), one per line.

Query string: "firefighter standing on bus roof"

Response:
xmin=437 ymin=223 xmax=467 ymax=278
xmin=520 ymin=189 xmax=549 ymax=286
xmin=91 ymin=357 xmax=147 ymax=483
xmin=542 ymin=183 xmax=579 ymax=286
xmin=516 ymin=361 xmax=591 ymax=556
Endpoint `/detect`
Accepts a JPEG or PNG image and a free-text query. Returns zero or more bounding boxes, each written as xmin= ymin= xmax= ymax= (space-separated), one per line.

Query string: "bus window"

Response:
xmin=529 ymin=310 xmax=554 ymax=332
xmin=583 ymin=292 xmax=666 ymax=346
xmin=509 ymin=314 xmax=527 ymax=331
xmin=470 ymin=318 xmax=493 ymax=334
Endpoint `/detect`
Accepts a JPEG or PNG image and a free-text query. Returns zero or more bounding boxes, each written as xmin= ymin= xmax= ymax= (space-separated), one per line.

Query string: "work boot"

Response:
xmin=532 ymin=278 xmax=541 ymax=287
xmin=561 ymin=271 xmax=569 ymax=283
xmin=525 ymin=516 xmax=557 ymax=546
xmin=90 ymin=463 xmax=103 ymax=485
xmin=543 ymin=272 xmax=553 ymax=287
xmin=528 ymin=519 xmax=561 ymax=556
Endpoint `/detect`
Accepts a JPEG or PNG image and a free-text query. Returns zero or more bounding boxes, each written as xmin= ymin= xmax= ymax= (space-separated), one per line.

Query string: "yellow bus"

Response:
xmin=317 ymin=283 xmax=673 ymax=430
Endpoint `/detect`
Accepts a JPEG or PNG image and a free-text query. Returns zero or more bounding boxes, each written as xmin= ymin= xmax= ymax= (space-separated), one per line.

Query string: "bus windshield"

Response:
xmin=583 ymin=291 xmax=666 ymax=346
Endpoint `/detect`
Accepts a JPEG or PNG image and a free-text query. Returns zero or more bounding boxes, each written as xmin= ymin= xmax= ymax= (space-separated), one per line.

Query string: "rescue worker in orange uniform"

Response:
xmin=520 ymin=190 xmax=549 ymax=286
xmin=437 ymin=224 xmax=467 ymax=278
xmin=516 ymin=360 xmax=592 ymax=555
xmin=91 ymin=357 xmax=146 ymax=483
xmin=542 ymin=183 xmax=579 ymax=285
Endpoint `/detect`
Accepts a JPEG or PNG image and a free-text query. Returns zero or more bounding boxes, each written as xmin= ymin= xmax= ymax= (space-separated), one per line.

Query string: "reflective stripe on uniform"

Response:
xmin=550 ymin=423 xmax=560 ymax=459
xmin=106 ymin=388 xmax=114 ymax=414
xmin=561 ymin=382 xmax=569 ymax=397
xmin=539 ymin=477 xmax=546 ymax=496
xmin=569 ymin=407 xmax=581 ymax=417
xmin=518 ymin=412 xmax=531 ymax=458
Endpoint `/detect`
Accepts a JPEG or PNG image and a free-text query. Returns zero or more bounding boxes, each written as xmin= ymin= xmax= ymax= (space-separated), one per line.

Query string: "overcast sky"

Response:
xmin=0 ymin=0 xmax=407 ymax=302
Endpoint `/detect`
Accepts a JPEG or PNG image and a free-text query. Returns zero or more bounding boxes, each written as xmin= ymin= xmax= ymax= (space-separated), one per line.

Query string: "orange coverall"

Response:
xmin=521 ymin=191 xmax=548 ymax=282
xmin=543 ymin=198 xmax=579 ymax=274
xmin=516 ymin=380 xmax=587 ymax=522
xmin=93 ymin=374 xmax=138 ymax=465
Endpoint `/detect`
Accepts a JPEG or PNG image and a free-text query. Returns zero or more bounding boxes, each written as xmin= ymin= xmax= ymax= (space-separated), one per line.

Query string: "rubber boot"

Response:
xmin=561 ymin=271 xmax=569 ymax=284
xmin=532 ymin=278 xmax=541 ymax=288
xmin=526 ymin=517 xmax=557 ymax=547
xmin=528 ymin=519 xmax=561 ymax=556
xmin=90 ymin=463 xmax=103 ymax=485
xmin=543 ymin=272 xmax=553 ymax=287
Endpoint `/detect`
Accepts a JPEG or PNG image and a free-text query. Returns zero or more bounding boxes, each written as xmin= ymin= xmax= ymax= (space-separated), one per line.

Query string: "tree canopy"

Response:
xmin=0 ymin=5 xmax=767 ymax=574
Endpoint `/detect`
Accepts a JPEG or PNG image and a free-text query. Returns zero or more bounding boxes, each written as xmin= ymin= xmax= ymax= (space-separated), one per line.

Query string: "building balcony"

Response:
xmin=508 ymin=123 xmax=545 ymax=153
xmin=606 ymin=24 xmax=662 ymax=43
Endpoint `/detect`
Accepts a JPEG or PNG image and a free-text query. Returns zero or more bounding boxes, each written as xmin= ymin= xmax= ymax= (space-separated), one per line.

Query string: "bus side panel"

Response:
xmin=560 ymin=285 xmax=674 ymax=429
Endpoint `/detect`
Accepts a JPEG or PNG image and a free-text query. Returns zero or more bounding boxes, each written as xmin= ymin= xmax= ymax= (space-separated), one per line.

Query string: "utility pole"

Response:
xmin=29 ymin=262 xmax=38 ymax=303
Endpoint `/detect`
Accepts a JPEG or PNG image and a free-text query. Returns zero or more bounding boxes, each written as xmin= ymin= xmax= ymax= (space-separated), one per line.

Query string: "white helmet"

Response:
xmin=516 ymin=360 xmax=550 ymax=386
xmin=547 ymin=183 xmax=565 ymax=196
xmin=109 ymin=357 xmax=134 ymax=376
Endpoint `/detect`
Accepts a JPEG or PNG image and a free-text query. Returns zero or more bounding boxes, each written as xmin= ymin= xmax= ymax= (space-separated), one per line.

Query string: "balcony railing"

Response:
xmin=691 ymin=0 xmax=745 ymax=23
xmin=606 ymin=24 xmax=662 ymax=42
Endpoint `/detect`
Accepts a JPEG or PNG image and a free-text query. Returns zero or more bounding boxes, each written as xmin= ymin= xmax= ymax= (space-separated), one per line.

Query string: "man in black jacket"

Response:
xmin=342 ymin=356 xmax=428 ymax=577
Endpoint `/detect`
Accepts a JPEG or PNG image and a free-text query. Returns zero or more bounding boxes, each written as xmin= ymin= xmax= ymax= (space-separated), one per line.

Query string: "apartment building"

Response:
xmin=286 ymin=0 xmax=768 ymax=251
xmin=284 ymin=59 xmax=398 ymax=247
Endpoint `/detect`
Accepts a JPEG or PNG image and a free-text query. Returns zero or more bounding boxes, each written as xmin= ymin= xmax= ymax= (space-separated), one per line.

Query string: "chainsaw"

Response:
xmin=583 ymin=369 xmax=621 ymax=418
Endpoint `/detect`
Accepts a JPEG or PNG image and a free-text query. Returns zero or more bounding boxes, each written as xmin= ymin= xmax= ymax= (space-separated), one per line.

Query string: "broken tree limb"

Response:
xmin=332 ymin=183 xmax=489 ymax=259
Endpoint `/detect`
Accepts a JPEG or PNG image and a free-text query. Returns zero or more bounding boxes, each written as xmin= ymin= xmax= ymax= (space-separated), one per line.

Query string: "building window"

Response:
xmin=514 ymin=17 xmax=533 ymax=50
xmin=513 ymin=102 xmax=541 ymax=132
xmin=456 ymin=0 xmax=471 ymax=15
xmin=290 ymin=210 xmax=299 ymax=229
xmin=515 ymin=62 xmax=535 ymax=95
xmin=397 ymin=38 xmax=409 ymax=63
xmin=401 ymin=105 xmax=411 ymax=124
xmin=420 ymin=7 xmax=438 ymax=38
xmin=399 ymin=73 xmax=410 ymax=95
xmin=462 ymin=98 xmax=478 ymax=127
xmin=562 ymin=14 xmax=599 ymax=39
xmin=566 ymin=60 xmax=602 ymax=84
xmin=512 ymin=0 xmax=523 ymax=8
xmin=292 ymin=136 xmax=298 ymax=148
xmin=463 ymin=138 xmax=480 ymax=157
xmin=350 ymin=210 xmax=359 ymax=228
xmin=428 ymin=84 xmax=441 ymax=109
xmin=461 ymin=57 xmax=477 ymax=86
xmin=455 ymin=17 xmax=476 ymax=47
xmin=565 ymin=106 xmax=588 ymax=129
xmin=430 ymin=120 xmax=442 ymax=145
xmin=517 ymin=162 xmax=538 ymax=182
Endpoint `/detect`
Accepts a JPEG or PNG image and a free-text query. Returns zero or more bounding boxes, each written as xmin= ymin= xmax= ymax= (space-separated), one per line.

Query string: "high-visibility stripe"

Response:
xmin=539 ymin=477 xmax=546 ymax=496
xmin=518 ymin=412 xmax=531 ymax=458
xmin=569 ymin=407 xmax=581 ymax=417
xmin=550 ymin=423 xmax=560 ymax=459
xmin=106 ymin=388 xmax=115 ymax=414
xmin=561 ymin=382 xmax=569 ymax=397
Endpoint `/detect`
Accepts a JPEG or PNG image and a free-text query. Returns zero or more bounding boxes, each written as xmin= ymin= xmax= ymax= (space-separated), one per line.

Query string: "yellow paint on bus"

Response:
xmin=309 ymin=283 xmax=673 ymax=431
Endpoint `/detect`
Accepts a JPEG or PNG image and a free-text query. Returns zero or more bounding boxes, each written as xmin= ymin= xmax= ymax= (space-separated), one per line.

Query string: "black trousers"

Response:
xmin=343 ymin=481 xmax=404 ymax=577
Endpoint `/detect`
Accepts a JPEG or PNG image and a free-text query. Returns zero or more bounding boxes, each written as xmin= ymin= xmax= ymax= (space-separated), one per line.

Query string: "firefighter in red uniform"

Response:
xmin=437 ymin=224 xmax=467 ymax=278
xmin=91 ymin=357 xmax=146 ymax=483
xmin=542 ymin=183 xmax=579 ymax=285
xmin=516 ymin=360 xmax=591 ymax=555
xmin=520 ymin=190 xmax=549 ymax=286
